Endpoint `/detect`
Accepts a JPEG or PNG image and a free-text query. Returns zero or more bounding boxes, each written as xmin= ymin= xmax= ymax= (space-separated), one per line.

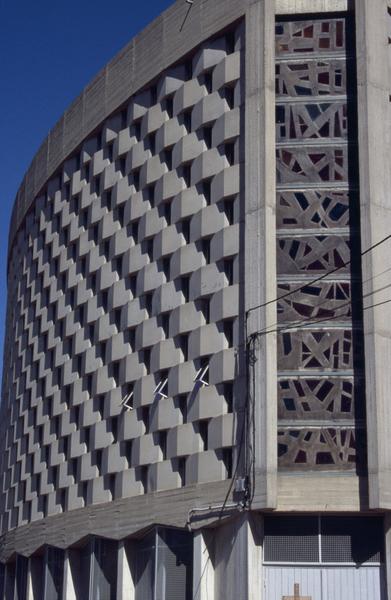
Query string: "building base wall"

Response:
xmin=0 ymin=511 xmax=388 ymax=599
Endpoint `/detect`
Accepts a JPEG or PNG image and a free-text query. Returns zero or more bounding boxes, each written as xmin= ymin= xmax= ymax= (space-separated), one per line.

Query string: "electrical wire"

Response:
xmin=272 ymin=279 xmax=391 ymax=331
xmin=245 ymin=233 xmax=391 ymax=341
xmin=180 ymin=0 xmax=194 ymax=31
xmin=244 ymin=236 xmax=391 ymax=508
xmin=247 ymin=275 xmax=391 ymax=352
xmin=246 ymin=333 xmax=257 ymax=504
xmin=192 ymin=227 xmax=391 ymax=599
xmin=190 ymin=349 xmax=249 ymax=599
xmin=248 ymin=293 xmax=391 ymax=341
xmin=243 ymin=258 xmax=391 ymax=504
xmin=190 ymin=285 xmax=391 ymax=598
xmin=190 ymin=412 xmax=246 ymax=599
xmin=232 ymin=276 xmax=391 ymax=351
xmin=246 ymin=232 xmax=391 ymax=319
xmin=362 ymin=265 xmax=391 ymax=286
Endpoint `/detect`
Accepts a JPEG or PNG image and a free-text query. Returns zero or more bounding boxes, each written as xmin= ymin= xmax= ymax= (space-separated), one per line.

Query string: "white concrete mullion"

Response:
xmin=88 ymin=541 xmax=94 ymax=600
xmin=117 ymin=541 xmax=135 ymax=600
xmin=213 ymin=513 xmax=262 ymax=600
xmin=26 ymin=559 xmax=34 ymax=600
xmin=192 ymin=531 xmax=215 ymax=600
xmin=63 ymin=551 xmax=76 ymax=600
xmin=42 ymin=551 xmax=48 ymax=600
xmin=247 ymin=515 xmax=263 ymax=600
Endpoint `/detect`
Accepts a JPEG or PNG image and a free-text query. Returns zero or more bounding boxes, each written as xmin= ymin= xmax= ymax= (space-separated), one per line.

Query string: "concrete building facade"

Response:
xmin=1 ymin=0 xmax=391 ymax=598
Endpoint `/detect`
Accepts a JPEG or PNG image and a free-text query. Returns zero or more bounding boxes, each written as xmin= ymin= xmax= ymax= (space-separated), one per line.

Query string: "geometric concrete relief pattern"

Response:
xmin=0 ymin=24 xmax=242 ymax=532
xmin=275 ymin=17 xmax=365 ymax=470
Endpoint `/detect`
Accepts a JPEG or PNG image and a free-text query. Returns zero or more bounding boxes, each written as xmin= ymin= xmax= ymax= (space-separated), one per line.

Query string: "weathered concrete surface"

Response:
xmin=245 ymin=0 xmax=277 ymax=508
xmin=355 ymin=0 xmax=391 ymax=509
xmin=213 ymin=514 xmax=263 ymax=600
xmin=0 ymin=480 xmax=232 ymax=561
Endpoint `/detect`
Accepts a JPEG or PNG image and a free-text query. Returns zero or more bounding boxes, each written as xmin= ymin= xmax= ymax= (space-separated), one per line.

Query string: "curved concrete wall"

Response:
xmin=7 ymin=0 xmax=348 ymax=261
xmin=1 ymin=2 xmax=244 ymax=556
xmin=1 ymin=0 xmax=352 ymax=564
xmin=7 ymin=0 xmax=246 ymax=261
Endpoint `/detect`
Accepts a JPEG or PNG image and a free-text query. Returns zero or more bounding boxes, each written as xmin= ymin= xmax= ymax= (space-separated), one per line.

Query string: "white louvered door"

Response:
xmin=264 ymin=565 xmax=385 ymax=600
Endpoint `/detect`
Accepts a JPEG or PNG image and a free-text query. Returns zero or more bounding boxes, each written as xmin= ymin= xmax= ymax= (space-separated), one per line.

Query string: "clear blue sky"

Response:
xmin=0 ymin=0 xmax=174 ymax=383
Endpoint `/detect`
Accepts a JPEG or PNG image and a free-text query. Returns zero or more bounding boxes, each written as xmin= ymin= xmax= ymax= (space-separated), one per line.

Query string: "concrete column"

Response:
xmin=63 ymin=551 xmax=77 ymax=600
xmin=244 ymin=0 xmax=277 ymax=508
xmin=192 ymin=531 xmax=215 ymax=600
xmin=26 ymin=560 xmax=34 ymax=600
xmin=214 ymin=513 xmax=263 ymax=600
xmin=355 ymin=0 xmax=391 ymax=509
xmin=117 ymin=541 xmax=135 ymax=600
xmin=248 ymin=516 xmax=264 ymax=600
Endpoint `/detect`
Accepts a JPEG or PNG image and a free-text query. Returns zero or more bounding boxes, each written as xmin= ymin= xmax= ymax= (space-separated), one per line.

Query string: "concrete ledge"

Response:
xmin=276 ymin=473 xmax=369 ymax=512
xmin=0 ymin=472 xmax=367 ymax=561
xmin=276 ymin=0 xmax=350 ymax=14
xmin=0 ymin=480 xmax=233 ymax=561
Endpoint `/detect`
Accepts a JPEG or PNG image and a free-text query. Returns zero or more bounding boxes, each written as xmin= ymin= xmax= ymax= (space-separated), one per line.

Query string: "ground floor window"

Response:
xmin=264 ymin=515 xmax=383 ymax=564
xmin=69 ymin=537 xmax=117 ymax=600
xmin=263 ymin=516 xmax=386 ymax=600
xmin=133 ymin=527 xmax=193 ymax=600
xmin=0 ymin=528 xmax=193 ymax=600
